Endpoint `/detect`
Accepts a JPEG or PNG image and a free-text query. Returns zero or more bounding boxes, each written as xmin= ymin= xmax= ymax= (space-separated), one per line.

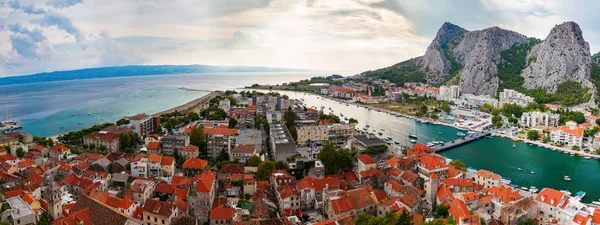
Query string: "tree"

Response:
xmin=517 ymin=219 xmax=536 ymax=225
xmin=116 ymin=118 xmax=129 ymax=125
xmin=317 ymin=142 xmax=353 ymax=174
xmin=435 ymin=204 xmax=450 ymax=218
xmin=176 ymin=155 xmax=187 ymax=167
xmin=440 ymin=102 xmax=451 ymax=114
xmin=228 ymin=118 xmax=238 ymax=128
xmin=349 ymin=118 xmax=359 ymax=124
xmin=254 ymin=114 xmax=262 ymax=130
xmin=480 ymin=218 xmax=487 ymax=225
xmin=284 ymin=106 xmax=300 ymax=127
xmin=480 ymin=103 xmax=494 ymax=113
xmin=396 ymin=209 xmax=415 ymax=225
xmin=449 ymin=160 xmax=467 ymax=171
xmin=189 ymin=126 xmax=206 ymax=158
xmin=36 ymin=211 xmax=52 ymax=225
xmin=354 ymin=211 xmax=413 ymax=225
xmin=247 ymin=155 xmax=261 ymax=166
xmin=527 ymin=130 xmax=539 ymax=140
xmin=16 ymin=147 xmax=25 ymax=158
xmin=119 ymin=131 xmax=139 ymax=151
xmin=216 ymin=149 xmax=230 ymax=162
xmin=596 ymin=118 xmax=600 ymax=127
xmin=99 ymin=145 xmax=107 ymax=151
xmin=288 ymin=125 xmax=298 ymax=141
xmin=154 ymin=124 xmax=163 ymax=134
xmin=256 ymin=161 xmax=275 ymax=180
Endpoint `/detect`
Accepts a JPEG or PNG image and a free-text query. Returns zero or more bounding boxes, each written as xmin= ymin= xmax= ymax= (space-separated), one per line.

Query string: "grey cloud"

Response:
xmin=47 ymin=0 xmax=82 ymax=9
xmin=8 ymin=24 xmax=46 ymax=42
xmin=9 ymin=33 xmax=40 ymax=59
xmin=222 ymin=31 xmax=265 ymax=49
xmin=33 ymin=11 xmax=86 ymax=42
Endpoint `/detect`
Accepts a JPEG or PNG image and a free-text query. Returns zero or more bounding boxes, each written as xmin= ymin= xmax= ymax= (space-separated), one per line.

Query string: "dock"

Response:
xmin=432 ymin=131 xmax=491 ymax=152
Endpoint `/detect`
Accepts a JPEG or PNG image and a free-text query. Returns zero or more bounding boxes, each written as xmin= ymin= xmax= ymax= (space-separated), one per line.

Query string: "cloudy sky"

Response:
xmin=1 ymin=0 xmax=600 ymax=77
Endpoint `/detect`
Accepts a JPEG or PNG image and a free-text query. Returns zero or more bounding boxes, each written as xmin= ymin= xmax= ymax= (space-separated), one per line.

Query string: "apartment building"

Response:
xmin=204 ymin=127 xmax=238 ymax=160
xmin=550 ymin=121 xmax=584 ymax=147
xmin=520 ymin=111 xmax=560 ymax=128
xmin=499 ymin=89 xmax=534 ymax=108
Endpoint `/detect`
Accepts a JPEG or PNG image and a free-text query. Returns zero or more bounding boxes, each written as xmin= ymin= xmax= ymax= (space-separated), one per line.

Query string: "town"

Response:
xmin=0 ymin=80 xmax=599 ymax=225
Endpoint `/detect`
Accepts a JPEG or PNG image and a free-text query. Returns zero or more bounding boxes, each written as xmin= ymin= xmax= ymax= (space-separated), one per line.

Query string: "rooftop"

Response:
xmin=7 ymin=196 xmax=35 ymax=219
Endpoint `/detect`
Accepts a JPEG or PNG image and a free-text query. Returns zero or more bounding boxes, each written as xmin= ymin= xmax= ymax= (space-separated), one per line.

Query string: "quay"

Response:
xmin=432 ymin=131 xmax=492 ymax=152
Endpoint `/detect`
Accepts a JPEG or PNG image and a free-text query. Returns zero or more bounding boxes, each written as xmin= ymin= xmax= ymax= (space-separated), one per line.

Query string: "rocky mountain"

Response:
xmin=522 ymin=22 xmax=594 ymax=93
xmin=419 ymin=22 xmax=467 ymax=85
xmin=363 ymin=21 xmax=597 ymax=101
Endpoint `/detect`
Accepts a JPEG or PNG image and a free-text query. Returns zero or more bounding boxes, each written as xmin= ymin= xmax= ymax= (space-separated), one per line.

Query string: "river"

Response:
xmin=267 ymin=90 xmax=600 ymax=203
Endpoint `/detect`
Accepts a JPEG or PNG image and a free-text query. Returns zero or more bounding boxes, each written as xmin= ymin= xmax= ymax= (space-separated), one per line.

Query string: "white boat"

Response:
xmin=592 ymin=201 xmax=600 ymax=206
xmin=575 ymin=191 xmax=585 ymax=199
xmin=409 ymin=139 xmax=417 ymax=143
xmin=457 ymin=132 xmax=466 ymax=137
xmin=564 ymin=176 xmax=571 ymax=181
xmin=408 ymin=133 xmax=418 ymax=139
xmin=530 ymin=171 xmax=535 ymax=174
xmin=561 ymin=190 xmax=572 ymax=196
xmin=386 ymin=136 xmax=392 ymax=140
xmin=585 ymin=156 xmax=592 ymax=159
xmin=520 ymin=187 xmax=529 ymax=191
xmin=517 ymin=168 xmax=522 ymax=171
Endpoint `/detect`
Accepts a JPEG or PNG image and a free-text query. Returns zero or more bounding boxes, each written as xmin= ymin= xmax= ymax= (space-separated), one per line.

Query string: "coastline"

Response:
xmin=154 ymin=91 xmax=220 ymax=116
xmin=45 ymin=91 xmax=220 ymax=139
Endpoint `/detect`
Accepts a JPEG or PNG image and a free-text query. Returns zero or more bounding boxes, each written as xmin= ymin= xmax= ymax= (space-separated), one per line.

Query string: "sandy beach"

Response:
xmin=154 ymin=91 xmax=220 ymax=116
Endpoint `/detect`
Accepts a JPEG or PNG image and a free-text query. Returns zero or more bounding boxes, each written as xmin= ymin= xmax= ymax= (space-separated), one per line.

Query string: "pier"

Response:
xmin=432 ymin=131 xmax=492 ymax=152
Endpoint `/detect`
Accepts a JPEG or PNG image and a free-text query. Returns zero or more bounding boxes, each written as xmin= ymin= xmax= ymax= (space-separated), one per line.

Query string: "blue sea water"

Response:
xmin=0 ymin=72 xmax=321 ymax=136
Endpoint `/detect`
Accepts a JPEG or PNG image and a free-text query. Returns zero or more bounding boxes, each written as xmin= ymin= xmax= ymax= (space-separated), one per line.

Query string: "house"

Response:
xmin=448 ymin=199 xmax=480 ymax=225
xmin=6 ymin=196 xmax=36 ymax=225
xmin=357 ymin=154 xmax=376 ymax=172
xmin=417 ymin=154 xmax=449 ymax=180
xmin=52 ymin=208 xmax=92 ymax=225
xmin=180 ymin=144 xmax=200 ymax=159
xmin=474 ymin=170 xmax=502 ymax=189
xmin=142 ymin=198 xmax=181 ymax=225
xmin=71 ymin=194 xmax=139 ymax=225
xmin=160 ymin=156 xmax=175 ymax=182
xmin=50 ymin=144 xmax=70 ymax=158
xmin=104 ymin=195 xmax=136 ymax=216
xmin=296 ymin=176 xmax=344 ymax=210
xmin=209 ymin=206 xmax=235 ymax=225
xmin=128 ymin=113 xmax=157 ymax=137
xmin=83 ymin=131 xmax=121 ymax=152
xmin=131 ymin=179 xmax=158 ymax=203
xmin=160 ymin=134 xmax=190 ymax=155
xmin=276 ymin=184 xmax=300 ymax=215
xmin=551 ymin=121 xmax=584 ymax=147
xmin=535 ymin=188 xmax=568 ymax=223
xmin=111 ymin=158 xmax=129 ymax=174
xmin=189 ymin=170 xmax=217 ymax=223
xmin=205 ymin=127 xmax=239 ymax=160
xmin=182 ymin=158 xmax=208 ymax=178
xmin=243 ymin=174 xmax=256 ymax=196
xmin=147 ymin=141 xmax=160 ymax=155
xmin=88 ymin=158 xmax=112 ymax=172
xmin=131 ymin=156 xmax=148 ymax=178
xmin=230 ymin=144 xmax=258 ymax=163
xmin=444 ymin=178 xmax=475 ymax=192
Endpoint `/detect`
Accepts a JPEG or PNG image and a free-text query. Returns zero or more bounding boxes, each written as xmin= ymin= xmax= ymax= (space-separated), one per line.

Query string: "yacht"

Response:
xmin=386 ymin=136 xmax=392 ymax=141
xmin=409 ymin=139 xmax=417 ymax=143
xmin=408 ymin=133 xmax=418 ymax=139
xmin=517 ymin=168 xmax=522 ymax=171
xmin=426 ymin=142 xmax=434 ymax=147
xmin=564 ymin=176 xmax=571 ymax=181
xmin=520 ymin=187 xmax=529 ymax=191
xmin=394 ymin=140 xmax=400 ymax=145
xmin=561 ymin=190 xmax=572 ymax=196
xmin=593 ymin=201 xmax=600 ymax=206
xmin=585 ymin=156 xmax=592 ymax=159
xmin=575 ymin=191 xmax=585 ymax=199
xmin=530 ymin=171 xmax=535 ymax=174
xmin=457 ymin=132 xmax=466 ymax=137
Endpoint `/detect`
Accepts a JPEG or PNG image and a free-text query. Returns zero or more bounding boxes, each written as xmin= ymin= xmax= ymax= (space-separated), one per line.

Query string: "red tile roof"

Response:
xmin=536 ymin=188 xmax=565 ymax=207
xmin=462 ymin=192 xmax=479 ymax=202
xmin=444 ymin=178 xmax=474 ymax=187
xmin=17 ymin=159 xmax=34 ymax=168
xmin=358 ymin=154 xmax=376 ymax=164
xmin=84 ymin=132 xmax=120 ymax=141
xmin=182 ymin=158 xmax=208 ymax=169
xmin=475 ymin=170 xmax=501 ymax=180
xmin=231 ymin=144 xmax=256 ymax=154
xmin=210 ymin=206 xmax=235 ymax=220
xmin=449 ymin=199 xmax=471 ymax=222
xmin=484 ymin=186 xmax=522 ymax=204
xmin=160 ymin=156 xmax=174 ymax=166
xmin=51 ymin=144 xmax=70 ymax=153
xmin=408 ymin=143 xmax=433 ymax=157
xmin=330 ymin=192 xmax=355 ymax=215
xmin=277 ymin=185 xmax=299 ymax=199
xmin=418 ymin=154 xmax=448 ymax=171
xmin=147 ymin=142 xmax=160 ymax=150
xmin=204 ymin=128 xmax=239 ymax=135
xmin=52 ymin=208 xmax=92 ymax=225
xmin=181 ymin=145 xmax=199 ymax=152
xmin=148 ymin=154 xmax=161 ymax=163
xmin=195 ymin=170 xmax=216 ymax=193
xmin=436 ymin=185 xmax=454 ymax=202
xmin=156 ymin=183 xmax=176 ymax=194
xmin=343 ymin=170 xmax=358 ymax=183
xmin=142 ymin=198 xmax=177 ymax=217
xmin=552 ymin=125 xmax=584 ymax=137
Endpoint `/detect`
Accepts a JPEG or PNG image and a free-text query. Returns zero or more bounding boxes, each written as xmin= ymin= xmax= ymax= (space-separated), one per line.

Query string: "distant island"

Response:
xmin=0 ymin=64 xmax=313 ymax=86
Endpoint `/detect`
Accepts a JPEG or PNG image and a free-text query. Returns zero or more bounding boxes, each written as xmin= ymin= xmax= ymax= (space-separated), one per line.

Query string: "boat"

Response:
xmin=365 ymin=124 xmax=370 ymax=127
xmin=530 ymin=171 xmax=535 ymax=174
xmin=520 ymin=187 xmax=529 ymax=191
xmin=426 ymin=142 xmax=434 ymax=147
xmin=394 ymin=141 xmax=400 ymax=145
xmin=585 ymin=156 xmax=592 ymax=159
xmin=409 ymin=139 xmax=417 ymax=143
xmin=593 ymin=201 xmax=600 ymax=206
xmin=457 ymin=132 xmax=466 ymax=137
xmin=408 ymin=133 xmax=418 ymax=139
xmin=386 ymin=136 xmax=392 ymax=141
xmin=564 ymin=176 xmax=571 ymax=181
xmin=529 ymin=143 xmax=534 ymax=146
xmin=517 ymin=168 xmax=522 ymax=171
xmin=561 ymin=190 xmax=572 ymax=196
xmin=87 ymin=112 xmax=91 ymax=115
xmin=377 ymin=132 xmax=383 ymax=135
xmin=513 ymin=143 xmax=516 ymax=148
xmin=575 ymin=191 xmax=585 ymax=199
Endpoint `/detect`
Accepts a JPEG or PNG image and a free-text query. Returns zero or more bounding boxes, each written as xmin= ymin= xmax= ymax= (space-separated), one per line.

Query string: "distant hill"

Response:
xmin=0 ymin=65 xmax=311 ymax=86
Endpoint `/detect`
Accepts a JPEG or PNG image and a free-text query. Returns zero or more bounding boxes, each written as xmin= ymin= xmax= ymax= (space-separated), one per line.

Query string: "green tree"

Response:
xmin=435 ymin=204 xmax=450 ymax=218
xmin=189 ymin=126 xmax=206 ymax=158
xmin=119 ymin=131 xmax=139 ymax=151
xmin=154 ymin=124 xmax=163 ymax=134
xmin=256 ymin=161 xmax=275 ymax=180
xmin=517 ymin=219 xmax=536 ymax=225
xmin=284 ymin=106 xmax=300 ymax=127
xmin=449 ymin=159 xmax=467 ymax=171
xmin=317 ymin=142 xmax=353 ymax=174
xmin=440 ymin=102 xmax=451 ymax=114
xmin=595 ymin=118 xmax=600 ymax=127
xmin=247 ymin=155 xmax=262 ymax=166
xmin=480 ymin=218 xmax=487 ymax=225
xmin=228 ymin=118 xmax=238 ymax=128
xmin=527 ymin=130 xmax=539 ymax=140
xmin=254 ymin=114 xmax=262 ymax=130
xmin=480 ymin=103 xmax=494 ymax=113
xmin=116 ymin=118 xmax=129 ymax=125
xmin=349 ymin=118 xmax=359 ymax=124
xmin=99 ymin=145 xmax=107 ymax=151
xmin=288 ymin=125 xmax=298 ymax=141
xmin=16 ymin=147 xmax=25 ymax=158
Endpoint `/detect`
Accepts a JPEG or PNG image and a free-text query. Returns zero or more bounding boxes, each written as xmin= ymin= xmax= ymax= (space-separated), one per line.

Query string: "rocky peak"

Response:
xmin=419 ymin=22 xmax=467 ymax=85
xmin=521 ymin=21 xmax=594 ymax=93
xmin=454 ymin=26 xmax=528 ymax=96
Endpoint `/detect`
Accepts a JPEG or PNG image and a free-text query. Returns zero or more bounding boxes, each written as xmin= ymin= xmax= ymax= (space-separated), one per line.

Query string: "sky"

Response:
xmin=1 ymin=0 xmax=600 ymax=77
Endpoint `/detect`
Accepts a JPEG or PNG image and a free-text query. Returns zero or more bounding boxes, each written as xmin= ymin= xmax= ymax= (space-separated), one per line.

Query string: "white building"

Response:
xmin=439 ymin=85 xmax=460 ymax=101
xmin=131 ymin=156 xmax=148 ymax=178
xmin=499 ymin=89 xmax=534 ymax=108
xmin=219 ymin=99 xmax=231 ymax=112
xmin=460 ymin=94 xmax=499 ymax=108
xmin=520 ymin=111 xmax=560 ymax=128
xmin=550 ymin=121 xmax=584 ymax=147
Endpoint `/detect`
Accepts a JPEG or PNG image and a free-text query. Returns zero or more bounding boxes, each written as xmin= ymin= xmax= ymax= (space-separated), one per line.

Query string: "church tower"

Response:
xmin=42 ymin=176 xmax=63 ymax=219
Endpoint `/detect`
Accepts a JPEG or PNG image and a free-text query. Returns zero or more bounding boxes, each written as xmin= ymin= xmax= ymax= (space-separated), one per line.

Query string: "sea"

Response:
xmin=0 ymin=72 xmax=322 ymax=137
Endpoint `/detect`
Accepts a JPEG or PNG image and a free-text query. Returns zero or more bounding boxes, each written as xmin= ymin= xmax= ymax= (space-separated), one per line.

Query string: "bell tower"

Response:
xmin=42 ymin=176 xmax=63 ymax=219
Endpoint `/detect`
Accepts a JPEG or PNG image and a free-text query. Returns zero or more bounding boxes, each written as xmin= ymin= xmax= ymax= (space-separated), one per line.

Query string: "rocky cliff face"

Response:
xmin=419 ymin=22 xmax=467 ymax=85
xmin=521 ymin=22 xmax=594 ymax=93
xmin=454 ymin=27 xmax=528 ymax=96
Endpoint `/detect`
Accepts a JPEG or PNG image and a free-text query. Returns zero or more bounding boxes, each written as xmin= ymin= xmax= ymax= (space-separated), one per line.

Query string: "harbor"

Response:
xmin=265 ymin=90 xmax=600 ymax=203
